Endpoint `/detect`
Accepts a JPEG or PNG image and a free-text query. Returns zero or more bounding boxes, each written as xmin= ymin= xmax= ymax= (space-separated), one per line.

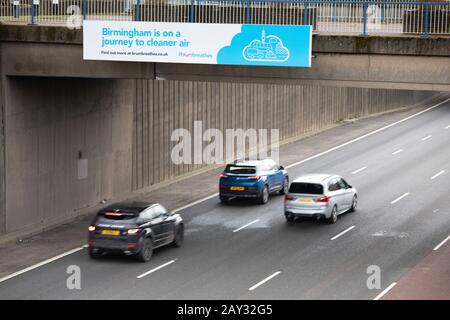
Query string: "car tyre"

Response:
xmin=285 ymin=214 xmax=295 ymax=223
xmin=328 ymin=206 xmax=338 ymax=224
xmin=279 ymin=177 xmax=289 ymax=195
xmin=172 ymin=224 xmax=184 ymax=248
xmin=259 ymin=185 xmax=269 ymax=204
xmin=220 ymin=195 xmax=229 ymax=204
xmin=349 ymin=195 xmax=358 ymax=212
xmin=88 ymin=247 xmax=102 ymax=259
xmin=136 ymin=238 xmax=153 ymax=262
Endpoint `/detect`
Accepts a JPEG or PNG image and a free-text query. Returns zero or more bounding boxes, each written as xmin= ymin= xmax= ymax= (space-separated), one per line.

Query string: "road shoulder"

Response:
xmin=383 ymin=239 xmax=450 ymax=300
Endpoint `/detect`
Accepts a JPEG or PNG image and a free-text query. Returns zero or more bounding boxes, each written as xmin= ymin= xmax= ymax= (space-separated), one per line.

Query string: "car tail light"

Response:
xmin=248 ymin=176 xmax=261 ymax=180
xmin=127 ymin=228 xmax=141 ymax=235
xmin=88 ymin=226 xmax=96 ymax=232
xmin=285 ymin=195 xmax=294 ymax=201
xmin=220 ymin=173 xmax=228 ymax=179
xmin=315 ymin=196 xmax=332 ymax=203
xmin=127 ymin=244 xmax=137 ymax=249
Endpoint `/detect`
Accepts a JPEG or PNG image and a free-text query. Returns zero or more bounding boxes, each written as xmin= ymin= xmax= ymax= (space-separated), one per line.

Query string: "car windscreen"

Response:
xmin=224 ymin=165 xmax=257 ymax=175
xmin=289 ymin=183 xmax=324 ymax=195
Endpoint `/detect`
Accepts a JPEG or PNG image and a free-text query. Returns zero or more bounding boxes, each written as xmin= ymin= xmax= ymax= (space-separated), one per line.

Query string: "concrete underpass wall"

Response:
xmin=0 ymin=76 xmax=441 ymax=238
xmin=2 ymin=77 xmax=133 ymax=236
xmin=131 ymin=80 xmax=439 ymax=191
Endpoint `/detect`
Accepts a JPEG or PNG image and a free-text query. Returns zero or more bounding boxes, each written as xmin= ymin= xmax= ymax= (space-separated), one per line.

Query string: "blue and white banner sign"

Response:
xmin=83 ymin=21 xmax=312 ymax=67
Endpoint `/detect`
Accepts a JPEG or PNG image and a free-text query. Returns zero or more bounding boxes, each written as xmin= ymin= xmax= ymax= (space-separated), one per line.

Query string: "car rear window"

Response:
xmin=98 ymin=211 xmax=137 ymax=220
xmin=289 ymin=183 xmax=324 ymax=195
xmin=225 ymin=165 xmax=257 ymax=174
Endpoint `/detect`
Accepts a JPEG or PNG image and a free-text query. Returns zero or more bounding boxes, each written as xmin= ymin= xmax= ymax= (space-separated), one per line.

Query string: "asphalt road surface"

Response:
xmin=0 ymin=100 xmax=449 ymax=300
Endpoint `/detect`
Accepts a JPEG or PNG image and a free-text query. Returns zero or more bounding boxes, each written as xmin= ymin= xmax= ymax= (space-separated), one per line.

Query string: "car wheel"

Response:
xmin=88 ymin=247 xmax=102 ymax=259
xmin=136 ymin=238 xmax=153 ymax=262
xmin=285 ymin=213 xmax=295 ymax=223
xmin=328 ymin=206 xmax=338 ymax=224
xmin=259 ymin=185 xmax=269 ymax=204
xmin=279 ymin=177 xmax=289 ymax=195
xmin=349 ymin=195 xmax=358 ymax=212
xmin=172 ymin=224 xmax=184 ymax=248
xmin=220 ymin=195 xmax=229 ymax=204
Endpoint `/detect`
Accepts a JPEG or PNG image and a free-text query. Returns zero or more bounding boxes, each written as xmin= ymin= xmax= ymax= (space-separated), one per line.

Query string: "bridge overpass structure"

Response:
xmin=0 ymin=3 xmax=449 ymax=240
xmin=1 ymin=24 xmax=450 ymax=90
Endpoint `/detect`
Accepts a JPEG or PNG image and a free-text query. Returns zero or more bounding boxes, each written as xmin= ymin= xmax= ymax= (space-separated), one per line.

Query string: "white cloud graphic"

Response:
xmin=242 ymin=29 xmax=290 ymax=62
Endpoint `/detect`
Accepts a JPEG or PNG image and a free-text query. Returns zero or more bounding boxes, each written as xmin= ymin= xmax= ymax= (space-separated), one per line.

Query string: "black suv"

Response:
xmin=88 ymin=201 xmax=184 ymax=262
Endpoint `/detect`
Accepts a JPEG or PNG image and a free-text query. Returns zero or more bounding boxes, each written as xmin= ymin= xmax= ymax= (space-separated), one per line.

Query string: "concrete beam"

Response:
xmin=155 ymin=53 xmax=450 ymax=91
xmin=1 ymin=25 xmax=450 ymax=57
xmin=312 ymin=34 xmax=450 ymax=57
xmin=1 ymin=42 xmax=155 ymax=79
xmin=1 ymin=25 xmax=450 ymax=90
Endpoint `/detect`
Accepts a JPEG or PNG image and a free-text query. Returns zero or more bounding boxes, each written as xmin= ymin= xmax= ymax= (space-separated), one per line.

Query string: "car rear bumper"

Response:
xmin=284 ymin=206 xmax=331 ymax=218
xmin=219 ymin=181 xmax=262 ymax=198
xmin=89 ymin=237 xmax=142 ymax=254
xmin=220 ymin=191 xmax=260 ymax=198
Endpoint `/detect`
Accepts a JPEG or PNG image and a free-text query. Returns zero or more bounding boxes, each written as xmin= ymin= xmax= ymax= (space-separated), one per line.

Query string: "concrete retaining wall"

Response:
xmin=0 ymin=76 xmax=441 ymax=238
xmin=131 ymin=80 xmax=438 ymax=191
xmin=3 ymin=77 xmax=134 ymax=235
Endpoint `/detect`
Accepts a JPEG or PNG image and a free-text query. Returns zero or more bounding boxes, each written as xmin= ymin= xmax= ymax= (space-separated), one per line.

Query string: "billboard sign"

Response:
xmin=83 ymin=20 xmax=312 ymax=67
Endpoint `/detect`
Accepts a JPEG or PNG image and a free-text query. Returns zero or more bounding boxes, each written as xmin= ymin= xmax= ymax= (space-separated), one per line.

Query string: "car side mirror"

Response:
xmin=347 ymin=185 xmax=352 ymax=189
xmin=279 ymin=166 xmax=284 ymax=170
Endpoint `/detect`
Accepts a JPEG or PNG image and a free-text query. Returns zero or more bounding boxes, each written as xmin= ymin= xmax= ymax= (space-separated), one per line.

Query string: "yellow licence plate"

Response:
xmin=298 ymin=198 xmax=313 ymax=203
xmin=101 ymin=229 xmax=120 ymax=236
xmin=230 ymin=186 xmax=245 ymax=191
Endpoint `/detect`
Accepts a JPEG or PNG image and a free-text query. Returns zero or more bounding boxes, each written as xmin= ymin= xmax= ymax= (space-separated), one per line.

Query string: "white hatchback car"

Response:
xmin=284 ymin=174 xmax=358 ymax=223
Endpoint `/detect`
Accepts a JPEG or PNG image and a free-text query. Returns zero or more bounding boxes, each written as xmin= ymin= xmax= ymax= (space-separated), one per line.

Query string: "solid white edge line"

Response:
xmin=392 ymin=149 xmax=403 ymax=155
xmin=433 ymin=235 xmax=450 ymax=251
xmin=330 ymin=225 xmax=355 ymax=241
xmin=248 ymin=271 xmax=281 ymax=291
xmin=1 ymin=98 xmax=448 ymax=284
xmin=0 ymin=246 xmax=85 ymax=283
xmin=390 ymin=192 xmax=410 ymax=204
xmin=172 ymin=193 xmax=219 ymax=213
xmin=233 ymin=219 xmax=260 ymax=233
xmin=374 ymin=282 xmax=397 ymax=300
xmin=421 ymin=135 xmax=432 ymax=141
xmin=285 ymin=98 xmax=450 ymax=170
xmin=431 ymin=170 xmax=445 ymax=180
xmin=137 ymin=259 xmax=177 ymax=279
xmin=352 ymin=166 xmax=367 ymax=175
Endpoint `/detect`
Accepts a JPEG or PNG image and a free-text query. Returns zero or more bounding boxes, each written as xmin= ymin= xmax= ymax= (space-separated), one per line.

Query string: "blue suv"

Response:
xmin=219 ymin=159 xmax=289 ymax=204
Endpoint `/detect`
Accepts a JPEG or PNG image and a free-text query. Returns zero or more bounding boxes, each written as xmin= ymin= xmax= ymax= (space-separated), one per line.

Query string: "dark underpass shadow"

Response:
xmin=86 ymin=244 xmax=175 ymax=264
xmin=219 ymin=194 xmax=284 ymax=207
xmin=285 ymin=208 xmax=356 ymax=226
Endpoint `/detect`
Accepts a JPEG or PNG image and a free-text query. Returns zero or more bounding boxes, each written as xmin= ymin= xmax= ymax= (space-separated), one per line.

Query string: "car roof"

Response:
xmin=292 ymin=174 xmax=337 ymax=184
xmin=100 ymin=201 xmax=155 ymax=214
